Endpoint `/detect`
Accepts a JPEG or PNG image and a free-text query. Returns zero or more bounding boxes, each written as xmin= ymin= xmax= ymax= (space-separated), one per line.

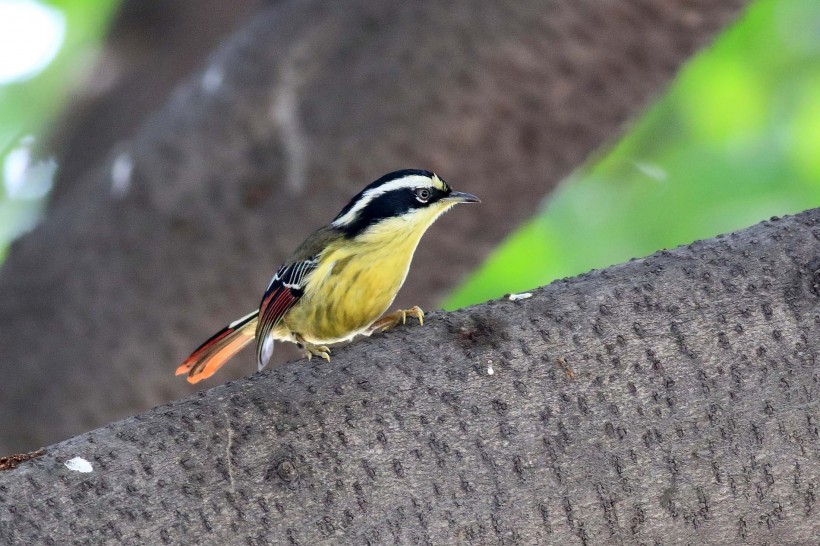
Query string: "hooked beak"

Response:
xmin=445 ymin=190 xmax=480 ymax=204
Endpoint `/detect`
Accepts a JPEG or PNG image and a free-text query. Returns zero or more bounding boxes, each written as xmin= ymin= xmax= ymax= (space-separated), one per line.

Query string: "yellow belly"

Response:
xmin=278 ymin=233 xmax=418 ymax=343
xmin=273 ymin=203 xmax=452 ymax=345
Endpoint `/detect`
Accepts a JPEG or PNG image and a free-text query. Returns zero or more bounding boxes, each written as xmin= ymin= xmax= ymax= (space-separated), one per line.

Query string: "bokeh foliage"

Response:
xmin=446 ymin=0 xmax=820 ymax=309
xmin=0 ymin=0 xmax=118 ymax=261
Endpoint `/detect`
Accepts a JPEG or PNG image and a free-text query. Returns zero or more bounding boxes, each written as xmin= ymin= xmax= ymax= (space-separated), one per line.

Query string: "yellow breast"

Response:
xmin=279 ymin=215 xmax=432 ymax=343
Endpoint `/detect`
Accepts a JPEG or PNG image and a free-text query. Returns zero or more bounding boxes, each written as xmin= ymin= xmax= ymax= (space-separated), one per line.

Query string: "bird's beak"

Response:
xmin=446 ymin=191 xmax=480 ymax=204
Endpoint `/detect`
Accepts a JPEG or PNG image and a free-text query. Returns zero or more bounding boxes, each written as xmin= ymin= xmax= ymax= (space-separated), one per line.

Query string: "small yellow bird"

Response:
xmin=176 ymin=169 xmax=479 ymax=383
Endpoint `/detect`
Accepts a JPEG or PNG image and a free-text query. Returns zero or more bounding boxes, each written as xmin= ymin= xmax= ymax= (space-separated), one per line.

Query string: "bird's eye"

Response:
xmin=415 ymin=188 xmax=431 ymax=202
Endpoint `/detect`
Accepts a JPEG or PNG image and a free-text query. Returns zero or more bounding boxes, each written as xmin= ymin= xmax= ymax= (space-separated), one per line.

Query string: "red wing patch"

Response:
xmin=258 ymin=286 xmax=298 ymax=334
xmin=254 ymin=259 xmax=317 ymax=366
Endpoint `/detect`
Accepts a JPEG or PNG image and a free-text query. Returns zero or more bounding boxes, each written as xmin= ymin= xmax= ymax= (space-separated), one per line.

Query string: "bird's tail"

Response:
xmin=175 ymin=311 xmax=258 ymax=384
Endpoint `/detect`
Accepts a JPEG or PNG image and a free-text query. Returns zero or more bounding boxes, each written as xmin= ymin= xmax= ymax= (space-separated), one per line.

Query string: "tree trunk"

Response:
xmin=2 ymin=208 xmax=819 ymax=544
xmin=0 ymin=0 xmax=750 ymax=454
xmin=48 ymin=0 xmax=260 ymax=200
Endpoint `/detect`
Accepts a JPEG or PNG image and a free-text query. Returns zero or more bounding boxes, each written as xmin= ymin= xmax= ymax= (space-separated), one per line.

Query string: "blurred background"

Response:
xmin=0 ymin=0 xmax=115 ymax=260
xmin=447 ymin=0 xmax=820 ymax=307
xmin=0 ymin=0 xmax=818 ymax=451
xmin=2 ymin=0 xmax=819 ymax=305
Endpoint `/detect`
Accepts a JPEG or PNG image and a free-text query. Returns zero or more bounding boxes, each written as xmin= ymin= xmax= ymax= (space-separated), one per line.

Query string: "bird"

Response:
xmin=175 ymin=169 xmax=479 ymax=384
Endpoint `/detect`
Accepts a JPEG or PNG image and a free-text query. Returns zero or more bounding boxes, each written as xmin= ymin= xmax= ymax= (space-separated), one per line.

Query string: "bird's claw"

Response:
xmin=297 ymin=337 xmax=331 ymax=361
xmin=368 ymin=306 xmax=425 ymax=334
xmin=404 ymin=305 xmax=424 ymax=326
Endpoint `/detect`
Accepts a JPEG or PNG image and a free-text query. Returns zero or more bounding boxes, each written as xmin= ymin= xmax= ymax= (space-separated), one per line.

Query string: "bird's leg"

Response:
xmin=367 ymin=306 xmax=425 ymax=335
xmin=294 ymin=333 xmax=331 ymax=361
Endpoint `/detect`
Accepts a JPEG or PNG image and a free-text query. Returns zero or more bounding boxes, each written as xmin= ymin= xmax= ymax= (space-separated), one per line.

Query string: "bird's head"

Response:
xmin=331 ymin=169 xmax=479 ymax=238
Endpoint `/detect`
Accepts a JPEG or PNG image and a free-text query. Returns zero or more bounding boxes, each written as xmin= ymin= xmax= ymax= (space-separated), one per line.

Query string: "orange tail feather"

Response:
xmin=176 ymin=311 xmax=258 ymax=384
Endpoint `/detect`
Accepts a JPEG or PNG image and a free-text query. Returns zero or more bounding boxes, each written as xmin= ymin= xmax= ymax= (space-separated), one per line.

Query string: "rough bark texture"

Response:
xmin=0 ymin=0 xmax=749 ymax=452
xmin=2 ymin=209 xmax=819 ymax=545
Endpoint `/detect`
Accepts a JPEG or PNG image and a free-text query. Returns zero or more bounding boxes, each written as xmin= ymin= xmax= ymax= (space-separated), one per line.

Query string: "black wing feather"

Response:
xmin=255 ymin=258 xmax=318 ymax=366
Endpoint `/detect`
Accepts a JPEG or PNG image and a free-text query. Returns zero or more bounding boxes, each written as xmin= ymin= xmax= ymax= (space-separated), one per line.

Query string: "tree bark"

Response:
xmin=0 ymin=0 xmax=749 ymax=452
xmin=2 ymin=209 xmax=819 ymax=544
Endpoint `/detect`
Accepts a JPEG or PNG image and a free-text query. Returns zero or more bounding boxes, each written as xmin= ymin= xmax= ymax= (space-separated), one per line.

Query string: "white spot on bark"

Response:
xmin=487 ymin=360 xmax=494 ymax=375
xmin=272 ymin=66 xmax=307 ymax=194
xmin=111 ymin=152 xmax=133 ymax=197
xmin=64 ymin=457 xmax=93 ymax=473
xmin=271 ymin=34 xmax=316 ymax=195
xmin=202 ymin=64 xmax=224 ymax=93
xmin=508 ymin=292 xmax=533 ymax=301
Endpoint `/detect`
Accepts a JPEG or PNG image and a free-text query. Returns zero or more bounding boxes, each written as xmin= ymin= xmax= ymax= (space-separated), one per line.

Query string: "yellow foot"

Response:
xmin=295 ymin=334 xmax=331 ymax=361
xmin=368 ymin=306 xmax=425 ymax=335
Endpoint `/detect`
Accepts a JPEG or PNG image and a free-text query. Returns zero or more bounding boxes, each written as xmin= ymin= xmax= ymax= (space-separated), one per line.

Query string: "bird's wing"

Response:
xmin=255 ymin=257 xmax=318 ymax=367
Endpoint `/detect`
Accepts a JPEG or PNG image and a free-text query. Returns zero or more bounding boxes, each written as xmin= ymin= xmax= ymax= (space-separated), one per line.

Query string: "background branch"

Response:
xmin=2 ymin=208 xmax=819 ymax=543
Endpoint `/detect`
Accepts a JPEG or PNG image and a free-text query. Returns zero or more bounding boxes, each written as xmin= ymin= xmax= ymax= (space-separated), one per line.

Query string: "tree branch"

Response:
xmin=3 ymin=208 xmax=819 ymax=544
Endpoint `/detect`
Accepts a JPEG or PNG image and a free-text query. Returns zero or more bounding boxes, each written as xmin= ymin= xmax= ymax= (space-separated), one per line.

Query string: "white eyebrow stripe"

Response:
xmin=331 ymin=174 xmax=435 ymax=228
